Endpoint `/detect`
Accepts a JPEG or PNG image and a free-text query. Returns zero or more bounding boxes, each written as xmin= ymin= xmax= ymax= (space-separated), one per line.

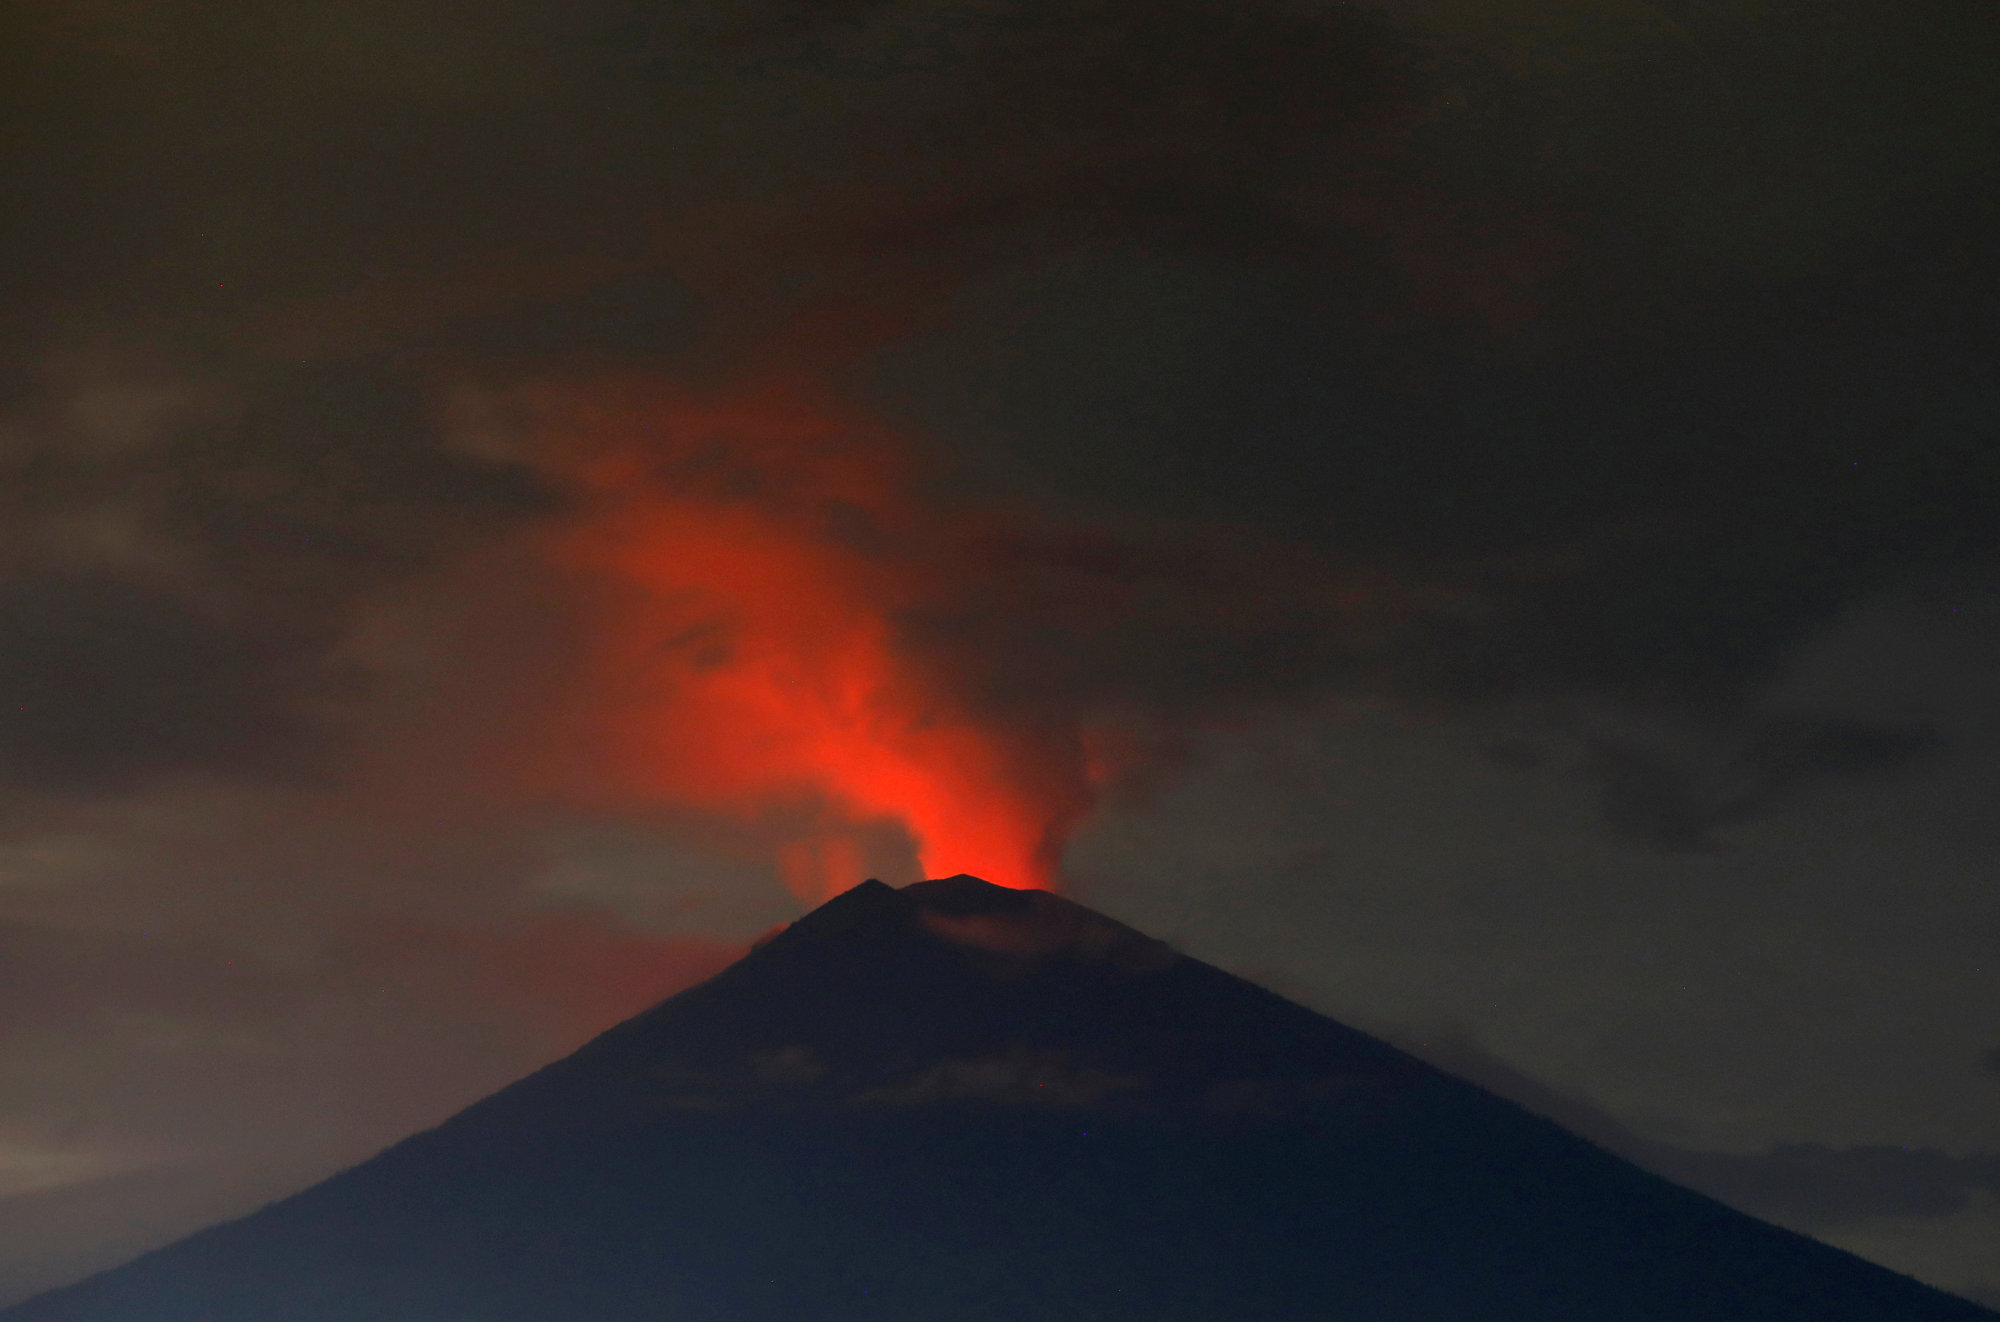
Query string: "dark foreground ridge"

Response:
xmin=8 ymin=877 xmax=1992 ymax=1321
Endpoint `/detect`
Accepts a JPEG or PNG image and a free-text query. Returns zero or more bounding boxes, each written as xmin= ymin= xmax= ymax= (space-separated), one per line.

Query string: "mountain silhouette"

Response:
xmin=7 ymin=876 xmax=1992 ymax=1321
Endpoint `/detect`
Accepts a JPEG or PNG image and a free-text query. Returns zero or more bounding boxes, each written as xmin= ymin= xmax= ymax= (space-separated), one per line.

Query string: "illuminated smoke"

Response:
xmin=531 ymin=381 xmax=1093 ymax=898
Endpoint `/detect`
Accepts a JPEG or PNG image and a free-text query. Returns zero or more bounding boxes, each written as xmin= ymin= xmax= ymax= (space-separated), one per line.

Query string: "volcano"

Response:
xmin=8 ymin=877 xmax=1991 ymax=1321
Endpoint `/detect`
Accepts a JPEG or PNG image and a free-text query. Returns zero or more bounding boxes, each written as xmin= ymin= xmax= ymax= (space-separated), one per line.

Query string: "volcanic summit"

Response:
xmin=7 ymin=876 xmax=1991 ymax=1321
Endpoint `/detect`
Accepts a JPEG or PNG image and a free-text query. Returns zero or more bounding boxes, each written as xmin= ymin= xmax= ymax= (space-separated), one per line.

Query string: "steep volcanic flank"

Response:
xmin=8 ymin=878 xmax=1991 ymax=1321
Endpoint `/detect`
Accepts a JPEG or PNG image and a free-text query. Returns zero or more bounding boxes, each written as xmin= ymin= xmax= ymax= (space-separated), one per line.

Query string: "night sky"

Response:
xmin=2 ymin=0 xmax=1997 ymax=1308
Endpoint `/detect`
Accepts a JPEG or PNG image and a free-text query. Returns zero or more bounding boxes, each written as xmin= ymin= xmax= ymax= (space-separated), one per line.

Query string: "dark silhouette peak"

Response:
xmin=751 ymin=875 xmax=1174 ymax=976
xmin=816 ymin=874 xmax=902 ymax=913
xmin=900 ymin=877 xmax=1178 ymax=973
xmin=7 ymin=875 xmax=1992 ymax=1322
xmin=902 ymin=874 xmax=1036 ymax=913
xmin=752 ymin=876 xmax=908 ymax=952
xmin=755 ymin=875 xmax=1175 ymax=976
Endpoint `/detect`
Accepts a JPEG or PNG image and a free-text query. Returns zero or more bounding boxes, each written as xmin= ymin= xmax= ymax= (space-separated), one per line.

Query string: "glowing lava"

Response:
xmin=540 ymin=385 xmax=1085 ymax=899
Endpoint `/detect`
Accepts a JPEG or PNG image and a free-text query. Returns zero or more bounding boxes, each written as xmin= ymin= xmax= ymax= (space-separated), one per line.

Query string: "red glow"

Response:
xmin=540 ymin=385 xmax=1084 ymax=899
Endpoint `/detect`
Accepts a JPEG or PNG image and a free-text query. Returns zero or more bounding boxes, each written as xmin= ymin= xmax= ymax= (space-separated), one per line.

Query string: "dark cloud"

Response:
xmin=1656 ymin=1143 xmax=2000 ymax=1231
xmin=0 ymin=574 xmax=288 ymax=790
xmin=0 ymin=356 xmax=554 ymax=794
xmin=856 ymin=0 xmax=2000 ymax=718
xmin=1583 ymin=716 xmax=1939 ymax=850
xmin=874 ymin=243 xmax=2000 ymax=720
xmin=0 ymin=916 xmax=287 ymax=1044
xmin=0 ymin=0 xmax=1986 ymax=897
xmin=4 ymin=0 xmax=1994 ymax=726
xmin=165 ymin=362 xmax=553 ymax=585
xmin=432 ymin=274 xmax=702 ymax=364
xmin=1417 ymin=1037 xmax=2000 ymax=1231
xmin=891 ymin=516 xmax=1403 ymax=727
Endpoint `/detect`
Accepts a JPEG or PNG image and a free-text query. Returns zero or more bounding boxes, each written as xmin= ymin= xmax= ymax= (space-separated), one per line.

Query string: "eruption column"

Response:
xmin=542 ymin=389 xmax=1083 ymax=898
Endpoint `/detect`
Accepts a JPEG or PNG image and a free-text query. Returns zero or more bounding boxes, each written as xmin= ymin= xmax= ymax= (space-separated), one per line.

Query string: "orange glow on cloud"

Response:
xmin=539 ymin=384 xmax=1084 ymax=899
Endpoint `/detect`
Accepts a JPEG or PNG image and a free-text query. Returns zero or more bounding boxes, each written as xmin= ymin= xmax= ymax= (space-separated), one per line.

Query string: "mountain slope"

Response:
xmin=7 ymin=876 xmax=1992 ymax=1321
